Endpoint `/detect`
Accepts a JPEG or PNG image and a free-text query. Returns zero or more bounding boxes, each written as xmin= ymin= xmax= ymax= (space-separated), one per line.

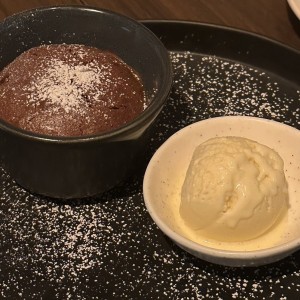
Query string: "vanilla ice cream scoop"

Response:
xmin=180 ymin=136 xmax=289 ymax=242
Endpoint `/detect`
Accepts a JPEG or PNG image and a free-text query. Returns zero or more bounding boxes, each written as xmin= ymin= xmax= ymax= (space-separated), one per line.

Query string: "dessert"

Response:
xmin=180 ymin=136 xmax=289 ymax=242
xmin=0 ymin=44 xmax=146 ymax=136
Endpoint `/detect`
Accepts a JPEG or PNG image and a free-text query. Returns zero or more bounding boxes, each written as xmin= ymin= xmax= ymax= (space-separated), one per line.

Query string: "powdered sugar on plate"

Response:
xmin=1 ymin=51 xmax=300 ymax=299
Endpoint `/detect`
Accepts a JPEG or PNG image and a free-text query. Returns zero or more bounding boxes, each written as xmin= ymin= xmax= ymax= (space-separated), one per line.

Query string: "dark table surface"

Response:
xmin=0 ymin=0 xmax=300 ymax=51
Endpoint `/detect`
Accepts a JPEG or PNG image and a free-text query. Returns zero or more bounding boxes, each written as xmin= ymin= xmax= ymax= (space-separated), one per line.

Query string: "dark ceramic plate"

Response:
xmin=1 ymin=21 xmax=300 ymax=299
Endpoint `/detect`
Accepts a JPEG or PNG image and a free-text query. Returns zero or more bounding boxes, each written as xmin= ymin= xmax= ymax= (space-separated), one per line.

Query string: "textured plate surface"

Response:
xmin=0 ymin=21 xmax=300 ymax=299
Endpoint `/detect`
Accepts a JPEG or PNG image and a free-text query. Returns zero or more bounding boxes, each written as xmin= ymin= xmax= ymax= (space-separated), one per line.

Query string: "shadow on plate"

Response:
xmin=162 ymin=233 xmax=300 ymax=279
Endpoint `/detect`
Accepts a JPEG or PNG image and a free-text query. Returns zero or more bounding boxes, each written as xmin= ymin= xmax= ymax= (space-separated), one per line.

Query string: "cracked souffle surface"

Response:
xmin=0 ymin=44 xmax=146 ymax=137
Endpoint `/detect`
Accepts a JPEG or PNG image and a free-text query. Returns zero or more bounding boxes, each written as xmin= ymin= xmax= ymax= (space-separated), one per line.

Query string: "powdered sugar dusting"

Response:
xmin=163 ymin=52 xmax=300 ymax=131
xmin=0 ymin=44 xmax=146 ymax=136
xmin=26 ymin=58 xmax=112 ymax=114
xmin=1 ymin=51 xmax=300 ymax=299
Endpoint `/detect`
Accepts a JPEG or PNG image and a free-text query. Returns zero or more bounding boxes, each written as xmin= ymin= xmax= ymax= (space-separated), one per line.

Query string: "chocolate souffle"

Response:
xmin=0 ymin=44 xmax=146 ymax=136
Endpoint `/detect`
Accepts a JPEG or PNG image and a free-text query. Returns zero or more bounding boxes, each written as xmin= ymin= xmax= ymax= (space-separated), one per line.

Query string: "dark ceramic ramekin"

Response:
xmin=0 ymin=6 xmax=172 ymax=199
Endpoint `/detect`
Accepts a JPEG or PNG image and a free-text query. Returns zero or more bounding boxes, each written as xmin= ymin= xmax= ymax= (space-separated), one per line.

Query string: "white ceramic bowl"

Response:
xmin=143 ymin=116 xmax=300 ymax=267
xmin=288 ymin=0 xmax=300 ymax=20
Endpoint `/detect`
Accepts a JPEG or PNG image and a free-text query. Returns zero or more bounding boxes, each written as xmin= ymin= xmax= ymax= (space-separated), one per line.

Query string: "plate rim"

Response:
xmin=141 ymin=19 xmax=300 ymax=55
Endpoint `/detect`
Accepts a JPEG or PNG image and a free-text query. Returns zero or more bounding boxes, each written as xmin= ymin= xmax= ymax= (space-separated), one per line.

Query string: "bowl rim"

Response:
xmin=0 ymin=5 xmax=173 ymax=144
xmin=143 ymin=116 xmax=300 ymax=264
xmin=144 ymin=198 xmax=300 ymax=262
